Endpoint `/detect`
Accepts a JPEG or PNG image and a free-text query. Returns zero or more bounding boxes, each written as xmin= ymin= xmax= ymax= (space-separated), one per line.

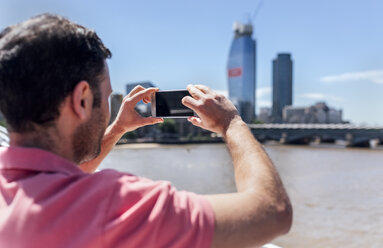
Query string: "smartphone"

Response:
xmin=151 ymin=90 xmax=194 ymax=118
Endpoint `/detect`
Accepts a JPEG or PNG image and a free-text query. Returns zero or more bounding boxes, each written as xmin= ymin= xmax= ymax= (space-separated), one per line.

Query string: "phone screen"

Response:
xmin=154 ymin=90 xmax=194 ymax=117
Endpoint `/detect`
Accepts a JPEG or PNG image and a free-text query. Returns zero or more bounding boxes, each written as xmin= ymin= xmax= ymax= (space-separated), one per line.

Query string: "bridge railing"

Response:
xmin=248 ymin=123 xmax=383 ymax=130
xmin=247 ymin=123 xmax=383 ymax=147
xmin=0 ymin=126 xmax=9 ymax=147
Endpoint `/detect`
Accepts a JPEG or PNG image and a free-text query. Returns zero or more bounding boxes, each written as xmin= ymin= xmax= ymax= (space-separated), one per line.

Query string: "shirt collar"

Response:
xmin=0 ymin=146 xmax=84 ymax=175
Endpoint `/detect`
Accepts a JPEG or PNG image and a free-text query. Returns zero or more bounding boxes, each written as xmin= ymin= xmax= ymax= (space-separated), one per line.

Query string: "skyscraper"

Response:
xmin=272 ymin=53 xmax=293 ymax=123
xmin=227 ymin=22 xmax=256 ymax=123
xmin=109 ymin=93 xmax=123 ymax=124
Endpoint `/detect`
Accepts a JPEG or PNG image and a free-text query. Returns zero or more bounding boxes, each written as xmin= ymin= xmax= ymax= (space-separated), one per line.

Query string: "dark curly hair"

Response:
xmin=0 ymin=13 xmax=112 ymax=132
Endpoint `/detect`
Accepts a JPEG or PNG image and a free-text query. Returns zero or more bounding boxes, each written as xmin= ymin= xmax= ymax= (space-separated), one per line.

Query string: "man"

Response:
xmin=0 ymin=14 xmax=292 ymax=248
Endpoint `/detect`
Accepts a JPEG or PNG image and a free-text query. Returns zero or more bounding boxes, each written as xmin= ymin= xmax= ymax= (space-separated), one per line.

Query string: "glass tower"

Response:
xmin=227 ymin=22 xmax=256 ymax=123
xmin=272 ymin=53 xmax=293 ymax=123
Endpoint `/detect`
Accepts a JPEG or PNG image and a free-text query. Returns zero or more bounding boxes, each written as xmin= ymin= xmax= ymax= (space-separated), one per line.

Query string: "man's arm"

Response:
xmin=79 ymin=86 xmax=163 ymax=173
xmin=182 ymin=85 xmax=292 ymax=248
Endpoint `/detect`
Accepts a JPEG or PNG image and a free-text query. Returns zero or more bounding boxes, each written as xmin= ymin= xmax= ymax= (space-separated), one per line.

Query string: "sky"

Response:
xmin=1 ymin=0 xmax=383 ymax=125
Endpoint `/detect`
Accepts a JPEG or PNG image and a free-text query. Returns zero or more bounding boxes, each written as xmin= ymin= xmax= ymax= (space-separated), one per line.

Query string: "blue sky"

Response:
xmin=1 ymin=0 xmax=383 ymax=125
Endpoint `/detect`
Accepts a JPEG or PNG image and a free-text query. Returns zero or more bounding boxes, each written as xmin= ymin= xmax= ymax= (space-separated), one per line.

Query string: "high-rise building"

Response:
xmin=227 ymin=22 xmax=256 ymax=123
xmin=272 ymin=53 xmax=293 ymax=122
xmin=109 ymin=93 xmax=123 ymax=124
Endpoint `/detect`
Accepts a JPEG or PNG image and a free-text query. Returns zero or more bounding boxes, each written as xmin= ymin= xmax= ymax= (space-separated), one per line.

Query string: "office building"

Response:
xmin=126 ymin=81 xmax=156 ymax=95
xmin=258 ymin=107 xmax=271 ymax=123
xmin=227 ymin=22 xmax=256 ymax=123
xmin=272 ymin=53 xmax=293 ymax=123
xmin=109 ymin=93 xmax=123 ymax=124
xmin=283 ymin=102 xmax=343 ymax=124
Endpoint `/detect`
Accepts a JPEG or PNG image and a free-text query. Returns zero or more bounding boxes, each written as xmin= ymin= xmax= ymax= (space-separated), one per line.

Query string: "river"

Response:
xmin=99 ymin=143 xmax=383 ymax=248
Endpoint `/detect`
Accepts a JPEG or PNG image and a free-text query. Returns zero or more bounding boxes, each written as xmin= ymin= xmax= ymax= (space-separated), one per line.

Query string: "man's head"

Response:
xmin=0 ymin=13 xmax=112 ymax=163
xmin=0 ymin=13 xmax=112 ymax=131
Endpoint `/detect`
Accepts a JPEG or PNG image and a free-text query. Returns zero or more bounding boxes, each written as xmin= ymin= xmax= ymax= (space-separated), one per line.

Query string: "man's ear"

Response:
xmin=71 ymin=81 xmax=93 ymax=121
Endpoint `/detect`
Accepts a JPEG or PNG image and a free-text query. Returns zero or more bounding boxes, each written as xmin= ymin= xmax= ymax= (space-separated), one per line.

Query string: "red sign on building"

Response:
xmin=228 ymin=67 xmax=242 ymax=78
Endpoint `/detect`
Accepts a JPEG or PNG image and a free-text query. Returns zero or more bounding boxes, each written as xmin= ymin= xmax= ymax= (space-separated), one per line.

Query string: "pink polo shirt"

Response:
xmin=0 ymin=146 xmax=215 ymax=248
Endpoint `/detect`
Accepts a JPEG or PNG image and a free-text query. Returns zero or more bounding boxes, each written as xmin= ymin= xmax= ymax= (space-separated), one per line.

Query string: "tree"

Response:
xmin=251 ymin=119 xmax=264 ymax=124
xmin=122 ymin=131 xmax=138 ymax=139
xmin=158 ymin=119 xmax=178 ymax=134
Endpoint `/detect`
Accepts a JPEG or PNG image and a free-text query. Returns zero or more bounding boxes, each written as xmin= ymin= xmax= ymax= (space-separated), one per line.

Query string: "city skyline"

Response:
xmin=1 ymin=0 xmax=383 ymax=125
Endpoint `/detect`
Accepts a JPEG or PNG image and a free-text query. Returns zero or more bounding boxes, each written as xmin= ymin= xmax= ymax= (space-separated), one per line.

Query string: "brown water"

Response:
xmin=99 ymin=143 xmax=383 ymax=248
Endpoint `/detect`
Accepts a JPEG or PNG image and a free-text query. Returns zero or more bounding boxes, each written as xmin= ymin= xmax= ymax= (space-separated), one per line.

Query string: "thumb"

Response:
xmin=187 ymin=116 xmax=204 ymax=128
xmin=182 ymin=96 xmax=199 ymax=111
xmin=141 ymin=117 xmax=164 ymax=126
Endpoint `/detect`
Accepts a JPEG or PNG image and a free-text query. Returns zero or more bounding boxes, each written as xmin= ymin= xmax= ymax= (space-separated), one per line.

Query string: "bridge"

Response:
xmin=248 ymin=124 xmax=383 ymax=147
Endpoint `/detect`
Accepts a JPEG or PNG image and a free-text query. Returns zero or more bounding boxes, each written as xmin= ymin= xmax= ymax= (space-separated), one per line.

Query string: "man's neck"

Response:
xmin=9 ymin=127 xmax=74 ymax=162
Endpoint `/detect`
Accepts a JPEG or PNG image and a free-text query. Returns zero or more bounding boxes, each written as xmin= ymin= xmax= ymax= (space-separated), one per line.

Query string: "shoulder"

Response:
xmin=93 ymin=169 xmax=168 ymax=190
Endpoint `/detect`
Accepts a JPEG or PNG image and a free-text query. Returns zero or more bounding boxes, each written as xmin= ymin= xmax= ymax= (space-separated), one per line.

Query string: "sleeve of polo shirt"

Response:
xmin=102 ymin=171 xmax=215 ymax=248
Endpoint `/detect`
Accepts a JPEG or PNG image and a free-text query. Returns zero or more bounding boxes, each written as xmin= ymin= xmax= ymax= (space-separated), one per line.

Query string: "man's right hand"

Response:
xmin=182 ymin=84 xmax=292 ymax=248
xmin=182 ymin=84 xmax=241 ymax=135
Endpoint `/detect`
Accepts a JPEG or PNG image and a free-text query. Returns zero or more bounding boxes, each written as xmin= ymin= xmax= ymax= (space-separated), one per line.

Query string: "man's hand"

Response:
xmin=182 ymin=85 xmax=240 ymax=135
xmin=79 ymin=86 xmax=163 ymax=173
xmin=113 ymin=86 xmax=163 ymax=133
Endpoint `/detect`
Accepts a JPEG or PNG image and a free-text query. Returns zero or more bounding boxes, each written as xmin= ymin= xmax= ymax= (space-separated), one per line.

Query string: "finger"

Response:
xmin=187 ymin=84 xmax=204 ymax=100
xmin=187 ymin=116 xmax=204 ymax=128
xmin=127 ymin=85 xmax=145 ymax=98
xmin=143 ymin=89 xmax=159 ymax=104
xmin=182 ymin=96 xmax=200 ymax=110
xmin=143 ymin=95 xmax=151 ymax=104
xmin=194 ymin=84 xmax=211 ymax=94
xmin=130 ymin=87 xmax=158 ymax=105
